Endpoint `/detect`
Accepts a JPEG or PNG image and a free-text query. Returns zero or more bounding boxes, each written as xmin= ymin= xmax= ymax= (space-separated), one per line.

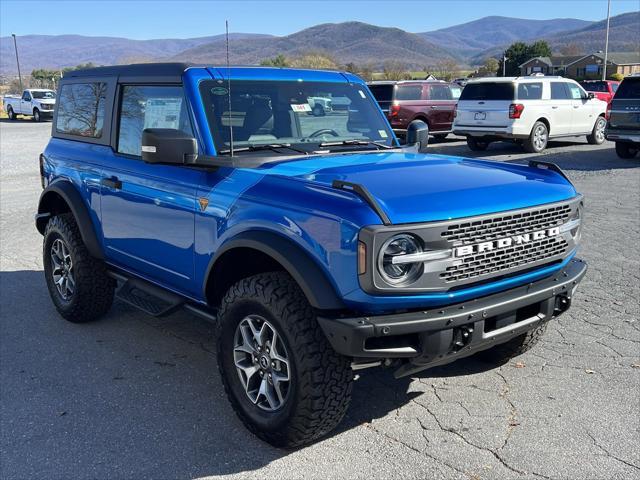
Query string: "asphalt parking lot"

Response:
xmin=1 ymin=119 xmax=639 ymax=480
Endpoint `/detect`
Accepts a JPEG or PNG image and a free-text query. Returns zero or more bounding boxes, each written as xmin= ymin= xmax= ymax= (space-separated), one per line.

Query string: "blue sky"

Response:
xmin=1 ymin=0 xmax=638 ymax=39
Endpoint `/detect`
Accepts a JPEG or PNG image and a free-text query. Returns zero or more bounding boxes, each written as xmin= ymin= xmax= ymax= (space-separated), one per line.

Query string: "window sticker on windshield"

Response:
xmin=211 ymin=87 xmax=228 ymax=96
xmin=358 ymin=90 xmax=366 ymax=98
xmin=291 ymin=103 xmax=312 ymax=112
xmin=378 ymin=130 xmax=388 ymax=138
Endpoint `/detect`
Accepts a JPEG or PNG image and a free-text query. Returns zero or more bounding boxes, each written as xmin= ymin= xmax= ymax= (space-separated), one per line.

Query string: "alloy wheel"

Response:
xmin=233 ymin=315 xmax=291 ymax=411
xmin=533 ymin=124 xmax=547 ymax=151
xmin=50 ymin=238 xmax=75 ymax=300
xmin=595 ymin=118 xmax=606 ymax=143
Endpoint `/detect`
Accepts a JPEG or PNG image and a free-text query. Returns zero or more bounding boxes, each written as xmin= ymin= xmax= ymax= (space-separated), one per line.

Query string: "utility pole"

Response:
xmin=12 ymin=34 xmax=23 ymax=91
xmin=602 ymin=0 xmax=611 ymax=81
xmin=503 ymin=53 xmax=508 ymax=77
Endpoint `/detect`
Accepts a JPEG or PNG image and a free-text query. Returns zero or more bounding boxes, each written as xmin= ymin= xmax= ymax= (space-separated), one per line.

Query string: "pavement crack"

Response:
xmin=585 ymin=430 xmax=640 ymax=471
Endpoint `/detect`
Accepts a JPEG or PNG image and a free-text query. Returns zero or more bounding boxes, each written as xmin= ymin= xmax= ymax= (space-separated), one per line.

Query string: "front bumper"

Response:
xmin=318 ymin=257 xmax=587 ymax=377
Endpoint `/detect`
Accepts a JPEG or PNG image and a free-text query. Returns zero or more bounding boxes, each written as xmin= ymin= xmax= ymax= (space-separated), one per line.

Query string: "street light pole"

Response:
xmin=12 ymin=34 xmax=23 ymax=91
xmin=602 ymin=0 xmax=611 ymax=81
xmin=503 ymin=53 xmax=508 ymax=77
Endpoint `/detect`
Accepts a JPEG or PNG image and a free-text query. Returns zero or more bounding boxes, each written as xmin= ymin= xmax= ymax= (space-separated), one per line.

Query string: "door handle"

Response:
xmin=430 ymin=105 xmax=437 ymax=109
xmin=101 ymin=177 xmax=122 ymax=190
xmin=551 ymin=106 xmax=558 ymax=109
xmin=573 ymin=105 xmax=579 ymax=109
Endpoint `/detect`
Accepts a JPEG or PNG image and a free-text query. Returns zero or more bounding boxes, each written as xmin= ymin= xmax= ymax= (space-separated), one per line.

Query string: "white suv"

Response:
xmin=453 ymin=76 xmax=608 ymax=153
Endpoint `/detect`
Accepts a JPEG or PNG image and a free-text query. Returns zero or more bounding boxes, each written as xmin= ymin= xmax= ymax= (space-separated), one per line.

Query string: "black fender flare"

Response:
xmin=205 ymin=230 xmax=346 ymax=311
xmin=35 ymin=181 xmax=104 ymax=259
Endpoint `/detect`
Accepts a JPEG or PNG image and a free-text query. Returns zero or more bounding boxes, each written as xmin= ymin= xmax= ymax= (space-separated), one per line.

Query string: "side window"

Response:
xmin=56 ymin=83 xmax=107 ymax=138
xmin=22 ymin=91 xmax=31 ymax=101
xmin=551 ymin=82 xmax=570 ymax=100
xmin=429 ymin=85 xmax=452 ymax=100
xmin=517 ymin=83 xmax=543 ymax=100
xmin=611 ymin=83 xmax=619 ymax=94
xmin=566 ymin=83 xmax=584 ymax=100
xmin=117 ymin=85 xmax=193 ymax=156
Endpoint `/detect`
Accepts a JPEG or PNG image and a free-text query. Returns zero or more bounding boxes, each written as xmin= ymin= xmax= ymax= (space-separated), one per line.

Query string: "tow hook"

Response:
xmin=554 ymin=294 xmax=571 ymax=315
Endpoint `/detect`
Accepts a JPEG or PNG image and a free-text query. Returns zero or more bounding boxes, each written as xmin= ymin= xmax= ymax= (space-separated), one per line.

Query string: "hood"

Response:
xmin=257 ymin=151 xmax=577 ymax=224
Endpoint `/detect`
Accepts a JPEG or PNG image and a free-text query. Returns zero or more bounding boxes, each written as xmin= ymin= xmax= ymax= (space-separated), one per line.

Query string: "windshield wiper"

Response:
xmin=318 ymin=140 xmax=396 ymax=150
xmin=218 ymin=143 xmax=309 ymax=155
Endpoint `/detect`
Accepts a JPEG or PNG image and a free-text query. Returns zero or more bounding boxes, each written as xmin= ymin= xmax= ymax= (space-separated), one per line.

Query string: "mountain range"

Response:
xmin=1 ymin=12 xmax=638 ymax=74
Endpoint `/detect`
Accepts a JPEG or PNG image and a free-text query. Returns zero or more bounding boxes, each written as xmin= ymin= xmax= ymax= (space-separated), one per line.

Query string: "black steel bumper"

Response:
xmin=318 ymin=258 xmax=587 ymax=377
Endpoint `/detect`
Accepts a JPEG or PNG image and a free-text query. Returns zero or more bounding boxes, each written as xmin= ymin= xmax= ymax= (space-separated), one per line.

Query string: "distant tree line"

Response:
xmin=6 ymin=63 xmax=97 ymax=93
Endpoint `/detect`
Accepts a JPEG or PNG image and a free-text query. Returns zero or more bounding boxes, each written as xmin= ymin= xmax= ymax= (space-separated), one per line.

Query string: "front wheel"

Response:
xmin=523 ymin=121 xmax=548 ymax=153
xmin=615 ymin=142 xmax=639 ymax=159
xmin=216 ymin=272 xmax=353 ymax=448
xmin=586 ymin=116 xmax=606 ymax=145
xmin=466 ymin=136 xmax=489 ymax=151
xmin=33 ymin=108 xmax=41 ymax=122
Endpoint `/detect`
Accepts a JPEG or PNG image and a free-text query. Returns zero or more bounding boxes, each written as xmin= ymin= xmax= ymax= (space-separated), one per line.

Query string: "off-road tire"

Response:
xmin=216 ymin=272 xmax=353 ymax=448
xmin=467 ymin=136 xmax=489 ymax=151
xmin=523 ymin=121 xmax=548 ymax=153
xmin=615 ymin=142 xmax=638 ymax=159
xmin=7 ymin=106 xmax=15 ymax=120
xmin=33 ymin=108 xmax=41 ymax=122
xmin=586 ymin=116 xmax=606 ymax=145
xmin=478 ymin=323 xmax=548 ymax=364
xmin=43 ymin=213 xmax=115 ymax=323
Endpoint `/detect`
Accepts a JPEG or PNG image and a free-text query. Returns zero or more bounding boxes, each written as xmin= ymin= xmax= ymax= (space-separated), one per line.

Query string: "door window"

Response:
xmin=551 ymin=82 xmax=571 ymax=100
xmin=56 ymin=83 xmax=107 ymax=138
xmin=394 ymin=85 xmax=423 ymax=101
xmin=566 ymin=83 xmax=584 ymax=100
xmin=22 ymin=91 xmax=31 ymax=101
xmin=117 ymin=85 xmax=193 ymax=156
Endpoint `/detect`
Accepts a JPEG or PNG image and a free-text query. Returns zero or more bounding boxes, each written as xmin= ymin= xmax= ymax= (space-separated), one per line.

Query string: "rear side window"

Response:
xmin=580 ymin=81 xmax=608 ymax=92
xmin=517 ymin=83 xmax=542 ymax=100
xmin=395 ymin=85 xmax=423 ymax=101
xmin=551 ymin=82 xmax=571 ymax=100
xmin=117 ymin=85 xmax=193 ymax=156
xmin=459 ymin=82 xmax=514 ymax=101
xmin=56 ymin=83 xmax=107 ymax=138
xmin=368 ymin=84 xmax=394 ymax=102
xmin=615 ymin=78 xmax=640 ymax=99
xmin=428 ymin=84 xmax=452 ymax=100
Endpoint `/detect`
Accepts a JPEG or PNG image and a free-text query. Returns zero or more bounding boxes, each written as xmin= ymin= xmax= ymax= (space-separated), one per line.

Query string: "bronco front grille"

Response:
xmin=441 ymin=204 xmax=572 ymax=245
xmin=440 ymin=236 xmax=568 ymax=283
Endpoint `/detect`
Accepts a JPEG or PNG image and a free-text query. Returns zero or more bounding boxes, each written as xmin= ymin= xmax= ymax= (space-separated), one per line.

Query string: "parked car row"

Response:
xmin=367 ymin=74 xmax=639 ymax=158
xmin=3 ymin=88 xmax=56 ymax=121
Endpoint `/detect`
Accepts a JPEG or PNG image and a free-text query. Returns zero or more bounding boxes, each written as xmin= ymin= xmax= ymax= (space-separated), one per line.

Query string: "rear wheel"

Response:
xmin=216 ymin=272 xmax=353 ymax=448
xmin=615 ymin=142 xmax=639 ymax=159
xmin=466 ymin=136 xmax=489 ymax=151
xmin=586 ymin=116 xmax=606 ymax=145
xmin=33 ymin=108 xmax=41 ymax=122
xmin=523 ymin=121 xmax=548 ymax=153
xmin=43 ymin=213 xmax=115 ymax=323
xmin=7 ymin=106 xmax=15 ymax=120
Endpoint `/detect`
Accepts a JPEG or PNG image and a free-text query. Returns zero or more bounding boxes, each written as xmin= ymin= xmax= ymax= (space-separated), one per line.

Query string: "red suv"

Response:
xmin=580 ymin=80 xmax=620 ymax=106
xmin=368 ymin=81 xmax=458 ymax=139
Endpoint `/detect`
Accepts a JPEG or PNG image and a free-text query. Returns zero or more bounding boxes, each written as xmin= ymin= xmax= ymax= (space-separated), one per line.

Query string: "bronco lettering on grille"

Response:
xmin=455 ymin=227 xmax=561 ymax=257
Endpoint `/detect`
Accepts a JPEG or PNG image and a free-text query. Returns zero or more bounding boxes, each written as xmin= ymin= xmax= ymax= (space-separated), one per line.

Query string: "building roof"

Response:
xmin=601 ymin=52 xmax=640 ymax=65
xmin=519 ymin=55 xmax=583 ymax=68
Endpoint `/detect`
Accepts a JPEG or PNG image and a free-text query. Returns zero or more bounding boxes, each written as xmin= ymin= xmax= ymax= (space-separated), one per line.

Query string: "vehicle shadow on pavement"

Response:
xmin=1 ymin=269 xmax=511 ymax=477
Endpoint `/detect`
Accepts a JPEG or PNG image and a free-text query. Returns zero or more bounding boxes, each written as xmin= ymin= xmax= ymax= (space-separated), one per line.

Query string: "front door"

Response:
xmin=426 ymin=84 xmax=456 ymax=132
xmin=21 ymin=91 xmax=31 ymax=114
xmin=100 ymin=84 xmax=202 ymax=295
xmin=566 ymin=82 xmax=594 ymax=134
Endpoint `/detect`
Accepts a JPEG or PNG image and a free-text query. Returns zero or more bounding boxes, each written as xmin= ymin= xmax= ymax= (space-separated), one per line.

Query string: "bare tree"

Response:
xmin=433 ymin=59 xmax=460 ymax=81
xmin=381 ymin=61 xmax=411 ymax=81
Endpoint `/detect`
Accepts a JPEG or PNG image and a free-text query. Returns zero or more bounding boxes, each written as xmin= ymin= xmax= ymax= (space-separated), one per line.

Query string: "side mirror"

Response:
xmin=141 ymin=128 xmax=198 ymax=164
xmin=587 ymin=92 xmax=595 ymax=100
xmin=406 ymin=120 xmax=429 ymax=151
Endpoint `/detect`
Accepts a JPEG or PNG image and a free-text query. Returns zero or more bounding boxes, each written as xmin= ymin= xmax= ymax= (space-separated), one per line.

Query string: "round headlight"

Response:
xmin=378 ymin=234 xmax=423 ymax=285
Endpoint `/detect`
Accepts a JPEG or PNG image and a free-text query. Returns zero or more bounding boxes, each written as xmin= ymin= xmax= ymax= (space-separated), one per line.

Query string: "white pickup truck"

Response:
xmin=4 ymin=89 xmax=56 ymax=121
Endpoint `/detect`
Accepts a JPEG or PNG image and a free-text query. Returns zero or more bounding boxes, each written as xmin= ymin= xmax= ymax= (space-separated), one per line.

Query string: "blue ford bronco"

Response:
xmin=37 ymin=63 xmax=586 ymax=447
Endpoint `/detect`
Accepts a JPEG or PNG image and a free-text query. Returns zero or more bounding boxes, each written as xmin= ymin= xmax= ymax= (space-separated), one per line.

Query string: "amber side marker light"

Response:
xmin=358 ymin=241 xmax=367 ymax=275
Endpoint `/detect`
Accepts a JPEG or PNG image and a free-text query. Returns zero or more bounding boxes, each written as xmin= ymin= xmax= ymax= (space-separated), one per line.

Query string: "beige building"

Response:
xmin=519 ymin=52 xmax=640 ymax=79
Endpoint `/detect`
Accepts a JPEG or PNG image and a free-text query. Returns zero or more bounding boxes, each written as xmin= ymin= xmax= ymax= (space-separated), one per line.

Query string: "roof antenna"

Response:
xmin=225 ymin=20 xmax=234 ymax=157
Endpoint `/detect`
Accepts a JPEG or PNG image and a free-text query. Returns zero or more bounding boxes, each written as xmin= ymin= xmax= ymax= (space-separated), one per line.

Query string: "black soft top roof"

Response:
xmin=63 ymin=63 xmax=198 ymax=83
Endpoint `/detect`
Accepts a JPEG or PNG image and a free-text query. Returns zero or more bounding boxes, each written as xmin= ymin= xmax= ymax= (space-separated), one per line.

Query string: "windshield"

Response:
xmin=32 ymin=90 xmax=56 ymax=99
xmin=200 ymin=80 xmax=396 ymax=155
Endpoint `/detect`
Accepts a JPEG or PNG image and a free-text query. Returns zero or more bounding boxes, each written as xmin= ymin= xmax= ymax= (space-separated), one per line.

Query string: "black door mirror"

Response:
xmin=587 ymin=92 xmax=595 ymax=100
xmin=141 ymin=128 xmax=198 ymax=164
xmin=406 ymin=120 xmax=429 ymax=151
